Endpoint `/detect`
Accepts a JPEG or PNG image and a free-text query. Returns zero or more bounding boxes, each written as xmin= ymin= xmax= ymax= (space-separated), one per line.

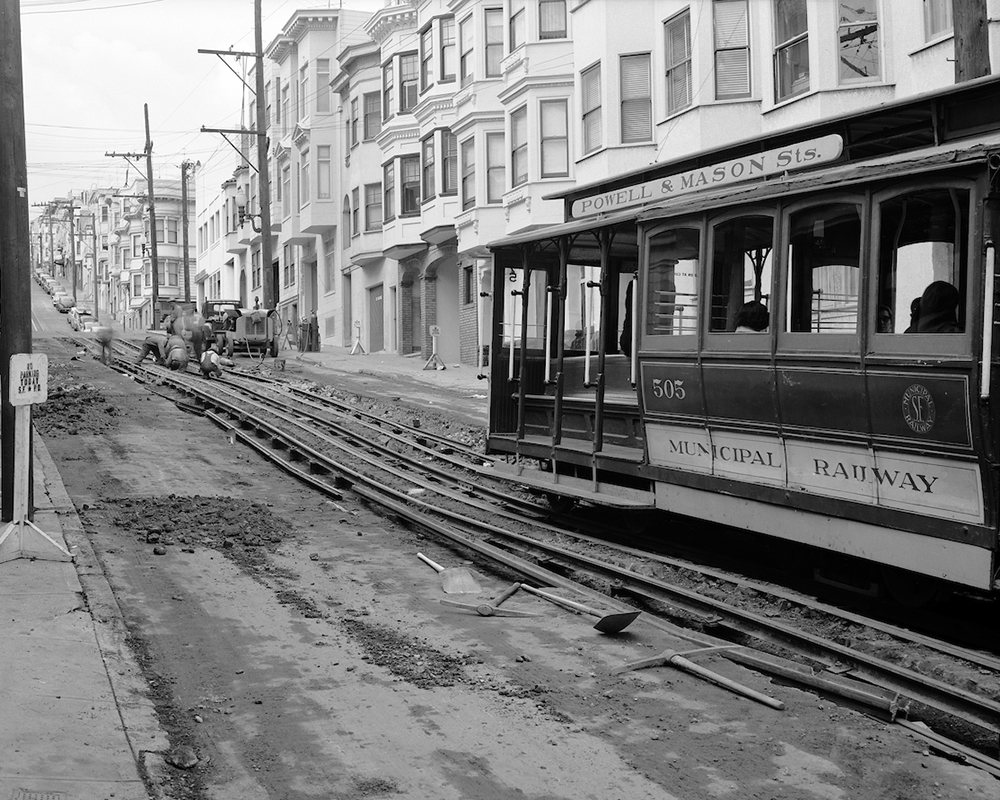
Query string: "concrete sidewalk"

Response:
xmin=0 ymin=436 xmax=166 ymax=800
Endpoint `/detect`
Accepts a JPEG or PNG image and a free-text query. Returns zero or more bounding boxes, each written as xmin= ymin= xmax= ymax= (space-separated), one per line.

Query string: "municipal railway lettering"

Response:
xmin=669 ymin=438 xmax=780 ymax=467
xmin=813 ymin=459 xmax=939 ymax=493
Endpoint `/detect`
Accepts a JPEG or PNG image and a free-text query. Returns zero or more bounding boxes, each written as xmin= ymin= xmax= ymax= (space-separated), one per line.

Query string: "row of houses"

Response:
xmin=33 ymin=0 xmax=996 ymax=365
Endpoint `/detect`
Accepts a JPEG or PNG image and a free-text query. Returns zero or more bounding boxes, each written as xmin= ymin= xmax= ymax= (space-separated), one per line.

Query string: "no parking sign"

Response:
xmin=9 ymin=353 xmax=48 ymax=406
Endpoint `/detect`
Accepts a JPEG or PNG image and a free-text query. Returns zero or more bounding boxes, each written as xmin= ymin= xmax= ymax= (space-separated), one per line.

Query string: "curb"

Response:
xmin=33 ymin=435 xmax=171 ymax=800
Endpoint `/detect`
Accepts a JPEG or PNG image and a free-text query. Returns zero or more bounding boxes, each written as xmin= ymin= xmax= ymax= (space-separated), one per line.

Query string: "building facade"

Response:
xmin=191 ymin=0 xmax=998 ymax=364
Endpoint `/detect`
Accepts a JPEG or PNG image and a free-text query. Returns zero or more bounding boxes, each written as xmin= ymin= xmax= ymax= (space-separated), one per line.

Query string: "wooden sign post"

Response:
xmin=0 ymin=353 xmax=72 ymax=563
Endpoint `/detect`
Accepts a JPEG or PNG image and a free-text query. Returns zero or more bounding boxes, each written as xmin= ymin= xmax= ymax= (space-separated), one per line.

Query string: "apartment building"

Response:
xmin=193 ymin=0 xmax=997 ymax=363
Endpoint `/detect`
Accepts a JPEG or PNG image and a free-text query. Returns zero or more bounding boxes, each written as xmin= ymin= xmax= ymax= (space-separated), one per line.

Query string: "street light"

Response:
xmin=234 ymin=189 xmax=262 ymax=233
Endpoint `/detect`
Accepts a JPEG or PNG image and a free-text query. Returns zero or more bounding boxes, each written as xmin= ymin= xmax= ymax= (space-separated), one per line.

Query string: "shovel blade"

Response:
xmin=593 ymin=610 xmax=641 ymax=634
xmin=441 ymin=567 xmax=481 ymax=594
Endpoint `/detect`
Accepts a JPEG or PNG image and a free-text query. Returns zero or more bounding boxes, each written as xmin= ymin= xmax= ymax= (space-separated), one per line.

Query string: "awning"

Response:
xmin=487 ymin=208 xmax=637 ymax=251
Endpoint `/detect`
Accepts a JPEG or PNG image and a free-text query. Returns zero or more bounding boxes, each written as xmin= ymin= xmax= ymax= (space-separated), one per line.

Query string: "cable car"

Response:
xmin=487 ymin=75 xmax=1000 ymax=601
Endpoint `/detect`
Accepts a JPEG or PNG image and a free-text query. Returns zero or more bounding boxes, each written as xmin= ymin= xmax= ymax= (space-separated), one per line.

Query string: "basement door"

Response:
xmin=368 ymin=284 xmax=384 ymax=353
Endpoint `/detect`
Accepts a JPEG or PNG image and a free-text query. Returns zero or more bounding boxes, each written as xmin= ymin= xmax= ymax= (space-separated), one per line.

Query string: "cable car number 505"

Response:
xmin=651 ymin=378 xmax=686 ymax=400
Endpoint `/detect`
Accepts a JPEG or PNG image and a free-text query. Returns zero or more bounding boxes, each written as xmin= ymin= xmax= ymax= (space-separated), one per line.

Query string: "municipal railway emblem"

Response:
xmin=902 ymin=384 xmax=935 ymax=434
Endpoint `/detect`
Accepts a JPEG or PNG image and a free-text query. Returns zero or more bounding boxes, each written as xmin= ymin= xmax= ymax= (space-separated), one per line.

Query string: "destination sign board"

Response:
xmin=571 ymin=134 xmax=844 ymax=218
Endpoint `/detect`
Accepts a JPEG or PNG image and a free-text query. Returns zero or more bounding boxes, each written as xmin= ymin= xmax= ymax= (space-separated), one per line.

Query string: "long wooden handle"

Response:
xmin=492 ymin=582 xmax=521 ymax=608
xmin=417 ymin=553 xmax=444 ymax=573
xmin=521 ymin=584 xmax=598 ymax=617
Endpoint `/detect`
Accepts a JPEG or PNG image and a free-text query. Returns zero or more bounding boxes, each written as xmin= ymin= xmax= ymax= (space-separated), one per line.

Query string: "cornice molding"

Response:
xmin=364 ymin=1 xmax=417 ymax=45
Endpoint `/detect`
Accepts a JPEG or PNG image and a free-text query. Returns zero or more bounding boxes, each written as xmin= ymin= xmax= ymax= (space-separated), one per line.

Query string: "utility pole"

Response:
xmin=181 ymin=159 xmax=193 ymax=303
xmin=954 ymin=0 xmax=991 ymax=83
xmin=0 ymin=0 xmax=34 ymax=522
xmin=46 ymin=206 xmax=53 ymax=274
xmin=67 ymin=194 xmax=77 ymax=300
xmin=254 ymin=0 xmax=274 ymax=311
xmin=198 ymin=0 xmax=274 ymax=308
xmin=144 ymin=104 xmax=160 ymax=328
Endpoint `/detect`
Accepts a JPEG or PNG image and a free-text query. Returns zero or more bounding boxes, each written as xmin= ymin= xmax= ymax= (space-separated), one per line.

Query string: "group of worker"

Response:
xmin=135 ymin=307 xmax=226 ymax=379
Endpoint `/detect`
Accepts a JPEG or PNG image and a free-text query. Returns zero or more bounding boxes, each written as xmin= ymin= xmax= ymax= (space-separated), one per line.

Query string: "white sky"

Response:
xmin=21 ymin=0 xmax=383 ymax=215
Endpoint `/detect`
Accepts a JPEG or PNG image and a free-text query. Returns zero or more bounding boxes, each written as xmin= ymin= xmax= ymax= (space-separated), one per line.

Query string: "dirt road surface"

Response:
xmin=32 ymin=335 xmax=999 ymax=800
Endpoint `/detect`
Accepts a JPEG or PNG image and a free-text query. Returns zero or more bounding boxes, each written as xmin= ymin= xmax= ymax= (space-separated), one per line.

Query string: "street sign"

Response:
xmin=9 ymin=353 xmax=48 ymax=406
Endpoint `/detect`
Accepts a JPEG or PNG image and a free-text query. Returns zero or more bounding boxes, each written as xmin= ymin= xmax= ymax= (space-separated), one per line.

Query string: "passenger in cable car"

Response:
xmin=908 ymin=281 xmax=962 ymax=333
xmin=733 ymin=300 xmax=769 ymax=333
xmin=903 ymin=297 xmax=922 ymax=333
xmin=619 ymin=282 xmax=633 ymax=357
xmin=877 ymin=305 xmax=894 ymax=333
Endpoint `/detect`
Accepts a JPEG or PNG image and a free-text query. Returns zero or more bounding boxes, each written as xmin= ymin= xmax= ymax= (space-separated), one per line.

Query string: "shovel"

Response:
xmin=417 ymin=552 xmax=482 ymax=594
xmin=521 ymin=584 xmax=640 ymax=633
xmin=440 ymin=582 xmax=538 ymax=617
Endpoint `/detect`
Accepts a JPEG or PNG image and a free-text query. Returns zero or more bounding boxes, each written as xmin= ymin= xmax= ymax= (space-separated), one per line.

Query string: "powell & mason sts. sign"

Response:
xmin=571 ymin=134 xmax=844 ymax=218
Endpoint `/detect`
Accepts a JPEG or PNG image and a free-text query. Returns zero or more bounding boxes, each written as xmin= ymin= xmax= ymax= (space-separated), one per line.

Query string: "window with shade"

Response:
xmin=485 ymin=8 xmax=503 ymax=77
xmin=714 ymin=0 xmax=750 ymax=99
xmin=422 ymin=136 xmax=436 ymax=201
xmin=540 ymin=100 xmax=568 ymax=177
xmin=460 ymin=16 xmax=474 ymax=86
xmin=401 ymin=155 xmax=420 ymax=216
xmin=316 ymin=59 xmax=331 ymax=113
xmin=665 ymin=11 xmax=692 ymax=114
xmin=442 ymin=131 xmax=458 ymax=195
xmin=440 ymin=17 xmax=456 ymax=82
xmin=509 ymin=0 xmax=525 ymax=51
xmin=924 ymin=0 xmax=952 ymax=41
xmin=539 ymin=0 xmax=567 ymax=39
xmin=620 ymin=54 xmax=651 ymax=143
xmin=383 ymin=163 xmax=395 ymax=222
xmin=461 ymin=138 xmax=475 ymax=210
xmin=511 ymin=106 xmax=528 ymax=187
xmin=365 ymin=183 xmax=382 ymax=231
xmin=486 ymin=132 xmax=505 ymax=204
xmin=581 ymin=63 xmax=602 ymax=154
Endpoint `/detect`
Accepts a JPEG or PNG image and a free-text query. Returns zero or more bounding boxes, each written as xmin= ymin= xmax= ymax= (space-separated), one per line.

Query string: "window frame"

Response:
xmin=365 ymin=183 xmax=383 ymax=232
xmin=420 ymin=26 xmax=435 ymax=92
xmin=400 ymin=154 xmax=421 ymax=216
xmin=540 ymin=99 xmax=569 ymax=178
xmin=511 ymin=105 xmax=529 ymax=187
xmin=364 ymin=92 xmax=381 ymax=140
xmin=640 ymin=218 xmax=704 ymax=350
xmin=422 ymin=135 xmax=437 ymax=202
xmin=383 ymin=162 xmax=396 ymax=223
xmin=539 ymin=0 xmax=567 ymax=40
xmin=869 ymin=179 xmax=974 ymax=356
xmin=485 ymin=7 xmax=503 ymax=78
xmin=923 ymin=0 xmax=953 ymax=42
xmin=442 ymin=130 xmax=458 ymax=195
xmin=316 ymin=59 xmax=331 ymax=114
xmin=459 ymin=15 xmax=474 ymax=86
xmin=620 ymin=53 xmax=652 ymax=144
xmin=777 ymin=192 xmax=866 ymax=355
xmin=461 ymin=137 xmax=476 ymax=210
xmin=400 ymin=52 xmax=419 ymax=113
xmin=714 ymin=0 xmax=751 ymax=100
xmin=440 ymin=16 xmax=456 ymax=83
xmin=703 ymin=207 xmax=777 ymax=351
xmin=837 ymin=0 xmax=880 ymax=85
xmin=509 ymin=0 xmax=525 ymax=52
xmin=486 ymin=131 xmax=505 ymax=204
xmin=317 ymin=145 xmax=332 ymax=200
xmin=581 ymin=63 xmax=602 ymax=154
xmin=351 ymin=186 xmax=360 ymax=237
xmin=665 ymin=10 xmax=692 ymax=115
xmin=773 ymin=0 xmax=810 ymax=102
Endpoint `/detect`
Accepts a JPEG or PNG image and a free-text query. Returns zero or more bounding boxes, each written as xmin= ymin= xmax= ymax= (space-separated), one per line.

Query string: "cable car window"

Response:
xmin=563 ymin=264 xmax=602 ymax=352
xmin=503 ymin=267 xmax=548 ymax=350
xmin=645 ymin=227 xmax=700 ymax=337
xmin=876 ymin=187 xmax=968 ymax=335
xmin=709 ymin=215 xmax=773 ymax=332
xmin=786 ymin=203 xmax=861 ymax=333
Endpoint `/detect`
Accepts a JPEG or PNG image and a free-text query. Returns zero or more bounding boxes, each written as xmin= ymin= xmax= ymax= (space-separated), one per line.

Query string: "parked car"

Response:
xmin=53 ymin=293 xmax=75 ymax=313
xmin=43 ymin=277 xmax=60 ymax=295
xmin=68 ymin=307 xmax=94 ymax=330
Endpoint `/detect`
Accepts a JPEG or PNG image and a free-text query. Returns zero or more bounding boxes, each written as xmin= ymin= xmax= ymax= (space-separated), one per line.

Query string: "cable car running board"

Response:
xmin=489 ymin=461 xmax=655 ymax=509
